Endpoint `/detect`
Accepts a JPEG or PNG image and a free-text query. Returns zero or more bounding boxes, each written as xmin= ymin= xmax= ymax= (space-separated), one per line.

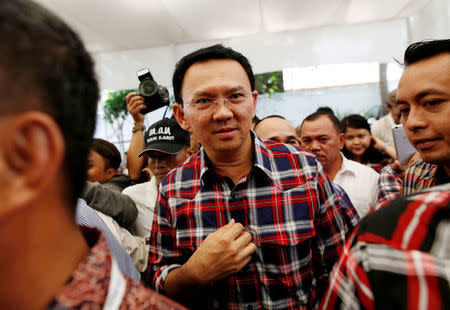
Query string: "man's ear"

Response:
xmin=173 ymin=103 xmax=190 ymax=131
xmin=251 ymin=90 xmax=258 ymax=116
xmin=338 ymin=132 xmax=345 ymax=150
xmin=1 ymin=111 xmax=65 ymax=208
xmin=104 ymin=167 xmax=117 ymax=181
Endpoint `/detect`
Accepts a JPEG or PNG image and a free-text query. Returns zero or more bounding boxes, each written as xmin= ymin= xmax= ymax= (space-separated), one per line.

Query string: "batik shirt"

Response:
xmin=320 ymin=185 xmax=450 ymax=310
xmin=148 ymin=133 xmax=359 ymax=309
xmin=48 ymin=227 xmax=185 ymax=310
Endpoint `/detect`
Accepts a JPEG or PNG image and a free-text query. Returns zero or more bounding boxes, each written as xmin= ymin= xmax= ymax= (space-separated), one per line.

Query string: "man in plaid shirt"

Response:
xmin=320 ymin=184 xmax=450 ymax=309
xmin=148 ymin=44 xmax=359 ymax=309
xmin=378 ymin=39 xmax=450 ymax=204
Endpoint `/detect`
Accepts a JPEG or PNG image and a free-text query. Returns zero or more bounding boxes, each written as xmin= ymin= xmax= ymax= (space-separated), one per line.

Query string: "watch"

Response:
xmin=132 ymin=125 xmax=145 ymax=133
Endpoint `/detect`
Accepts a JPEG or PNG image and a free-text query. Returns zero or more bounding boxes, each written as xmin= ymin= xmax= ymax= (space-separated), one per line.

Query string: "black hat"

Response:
xmin=138 ymin=118 xmax=190 ymax=157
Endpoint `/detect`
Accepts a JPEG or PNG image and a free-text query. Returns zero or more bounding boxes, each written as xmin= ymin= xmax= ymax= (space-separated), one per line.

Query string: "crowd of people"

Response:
xmin=0 ymin=0 xmax=448 ymax=309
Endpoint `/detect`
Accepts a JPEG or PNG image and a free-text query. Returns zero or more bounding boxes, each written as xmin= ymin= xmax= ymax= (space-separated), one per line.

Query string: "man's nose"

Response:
xmin=212 ymin=100 xmax=233 ymax=121
xmin=404 ymin=107 xmax=427 ymax=132
xmin=310 ymin=140 xmax=321 ymax=151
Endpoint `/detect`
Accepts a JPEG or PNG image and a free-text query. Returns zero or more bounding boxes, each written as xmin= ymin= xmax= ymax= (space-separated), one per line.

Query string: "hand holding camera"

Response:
xmin=126 ymin=91 xmax=146 ymax=125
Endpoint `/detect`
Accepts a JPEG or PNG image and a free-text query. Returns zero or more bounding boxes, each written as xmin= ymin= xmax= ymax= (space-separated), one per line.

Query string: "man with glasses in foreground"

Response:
xmin=148 ymin=44 xmax=358 ymax=309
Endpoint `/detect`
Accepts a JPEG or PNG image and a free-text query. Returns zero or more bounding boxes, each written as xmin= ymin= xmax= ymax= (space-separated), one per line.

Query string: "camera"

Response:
xmin=136 ymin=68 xmax=170 ymax=115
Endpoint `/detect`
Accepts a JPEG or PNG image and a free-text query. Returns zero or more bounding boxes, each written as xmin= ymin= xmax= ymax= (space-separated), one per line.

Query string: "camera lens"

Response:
xmin=139 ymin=79 xmax=158 ymax=97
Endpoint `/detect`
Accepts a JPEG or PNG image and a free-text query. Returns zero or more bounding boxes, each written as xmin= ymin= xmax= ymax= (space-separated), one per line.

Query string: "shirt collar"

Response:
xmin=252 ymin=131 xmax=280 ymax=182
xmin=199 ymin=146 xmax=213 ymax=184
xmin=338 ymin=153 xmax=356 ymax=176
xmin=198 ymin=131 xmax=277 ymax=184
xmin=52 ymin=227 xmax=111 ymax=306
xmin=412 ymin=158 xmax=437 ymax=180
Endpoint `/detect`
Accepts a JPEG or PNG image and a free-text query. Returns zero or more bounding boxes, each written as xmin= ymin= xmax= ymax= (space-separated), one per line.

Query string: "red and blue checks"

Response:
xmin=320 ymin=186 xmax=450 ymax=310
xmin=148 ymin=133 xmax=359 ymax=309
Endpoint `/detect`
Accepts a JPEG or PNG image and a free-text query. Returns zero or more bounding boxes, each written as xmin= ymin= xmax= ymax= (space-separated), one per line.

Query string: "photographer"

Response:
xmin=126 ymin=69 xmax=170 ymax=182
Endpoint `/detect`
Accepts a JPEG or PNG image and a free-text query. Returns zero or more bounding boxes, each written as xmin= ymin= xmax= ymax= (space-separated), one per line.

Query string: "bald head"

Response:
xmin=255 ymin=116 xmax=300 ymax=147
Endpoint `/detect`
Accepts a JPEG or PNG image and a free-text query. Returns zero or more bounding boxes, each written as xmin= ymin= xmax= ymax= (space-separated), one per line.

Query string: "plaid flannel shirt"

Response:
xmin=320 ymin=185 xmax=450 ymax=310
xmin=377 ymin=159 xmax=438 ymax=205
xmin=148 ymin=133 xmax=359 ymax=309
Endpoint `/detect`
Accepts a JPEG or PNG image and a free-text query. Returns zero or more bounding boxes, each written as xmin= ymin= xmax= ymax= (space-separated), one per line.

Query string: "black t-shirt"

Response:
xmin=435 ymin=165 xmax=450 ymax=185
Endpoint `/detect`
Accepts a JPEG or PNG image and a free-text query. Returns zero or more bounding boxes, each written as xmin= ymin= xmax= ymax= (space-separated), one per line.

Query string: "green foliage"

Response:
xmin=255 ymin=71 xmax=284 ymax=96
xmin=103 ymin=89 xmax=136 ymax=124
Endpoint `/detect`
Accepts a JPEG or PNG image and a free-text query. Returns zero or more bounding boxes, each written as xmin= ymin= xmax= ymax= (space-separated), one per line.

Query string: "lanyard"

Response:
xmin=103 ymin=258 xmax=126 ymax=310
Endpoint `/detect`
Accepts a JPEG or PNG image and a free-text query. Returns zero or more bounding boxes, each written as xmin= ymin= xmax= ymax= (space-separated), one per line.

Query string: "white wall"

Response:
xmin=92 ymin=2 xmax=449 ymax=159
xmin=408 ymin=0 xmax=449 ymax=43
xmin=92 ymin=0 xmax=448 ymax=90
xmin=93 ymin=18 xmax=409 ymax=90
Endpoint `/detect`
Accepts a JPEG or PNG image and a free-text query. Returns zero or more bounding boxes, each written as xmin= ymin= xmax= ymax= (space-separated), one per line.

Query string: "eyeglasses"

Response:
xmin=274 ymin=137 xmax=301 ymax=147
xmin=345 ymin=133 xmax=370 ymax=142
xmin=186 ymin=92 xmax=251 ymax=112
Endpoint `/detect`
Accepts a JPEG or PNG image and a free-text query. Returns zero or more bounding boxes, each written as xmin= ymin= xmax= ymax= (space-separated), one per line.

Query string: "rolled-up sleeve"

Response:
xmin=147 ymin=189 xmax=183 ymax=293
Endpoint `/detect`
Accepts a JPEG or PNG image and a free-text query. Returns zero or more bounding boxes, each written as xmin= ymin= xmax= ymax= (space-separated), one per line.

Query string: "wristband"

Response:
xmin=132 ymin=125 xmax=145 ymax=133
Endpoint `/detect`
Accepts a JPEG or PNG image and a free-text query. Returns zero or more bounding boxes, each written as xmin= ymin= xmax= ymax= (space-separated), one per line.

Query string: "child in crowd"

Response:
xmin=341 ymin=114 xmax=395 ymax=172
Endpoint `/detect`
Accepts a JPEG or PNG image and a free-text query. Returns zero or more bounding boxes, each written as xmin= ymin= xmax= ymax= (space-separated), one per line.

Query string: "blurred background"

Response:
xmin=34 ymin=0 xmax=449 ymax=155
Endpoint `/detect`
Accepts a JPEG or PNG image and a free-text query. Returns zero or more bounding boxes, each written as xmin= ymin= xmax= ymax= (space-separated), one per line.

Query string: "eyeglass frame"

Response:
xmin=183 ymin=90 xmax=255 ymax=112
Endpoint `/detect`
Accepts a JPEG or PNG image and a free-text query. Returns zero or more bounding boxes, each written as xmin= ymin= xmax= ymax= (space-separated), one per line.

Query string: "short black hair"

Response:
xmin=316 ymin=106 xmax=335 ymax=115
xmin=404 ymin=39 xmax=450 ymax=66
xmin=172 ymin=44 xmax=255 ymax=104
xmin=0 ymin=0 xmax=99 ymax=204
xmin=301 ymin=111 xmax=342 ymax=134
xmin=91 ymin=139 xmax=122 ymax=170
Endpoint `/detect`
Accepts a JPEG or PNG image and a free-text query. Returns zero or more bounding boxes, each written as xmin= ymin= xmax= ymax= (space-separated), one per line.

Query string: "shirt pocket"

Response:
xmin=169 ymin=196 xmax=219 ymax=254
xmin=245 ymin=186 xmax=318 ymax=304
xmin=247 ymin=222 xmax=316 ymax=306
xmin=246 ymin=183 xmax=317 ymax=247
xmin=248 ymin=217 xmax=316 ymax=273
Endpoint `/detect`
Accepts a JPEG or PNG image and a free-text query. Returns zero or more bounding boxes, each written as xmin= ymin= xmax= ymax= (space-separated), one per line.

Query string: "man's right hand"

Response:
xmin=126 ymin=92 xmax=146 ymax=124
xmin=390 ymin=151 xmax=420 ymax=179
xmin=183 ymin=219 xmax=256 ymax=286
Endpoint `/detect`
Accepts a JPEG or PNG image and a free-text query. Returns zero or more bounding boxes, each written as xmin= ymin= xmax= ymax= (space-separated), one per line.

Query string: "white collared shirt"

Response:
xmin=334 ymin=154 xmax=380 ymax=218
xmin=122 ymin=176 xmax=158 ymax=238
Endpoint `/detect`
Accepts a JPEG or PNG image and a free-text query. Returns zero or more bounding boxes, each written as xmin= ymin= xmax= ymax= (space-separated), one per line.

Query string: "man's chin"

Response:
xmin=313 ymin=154 xmax=326 ymax=163
xmin=419 ymin=150 xmax=450 ymax=167
xmin=210 ymin=139 xmax=245 ymax=153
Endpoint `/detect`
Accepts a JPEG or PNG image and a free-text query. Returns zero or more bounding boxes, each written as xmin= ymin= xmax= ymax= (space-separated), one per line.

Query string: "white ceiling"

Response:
xmin=34 ymin=0 xmax=431 ymax=54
